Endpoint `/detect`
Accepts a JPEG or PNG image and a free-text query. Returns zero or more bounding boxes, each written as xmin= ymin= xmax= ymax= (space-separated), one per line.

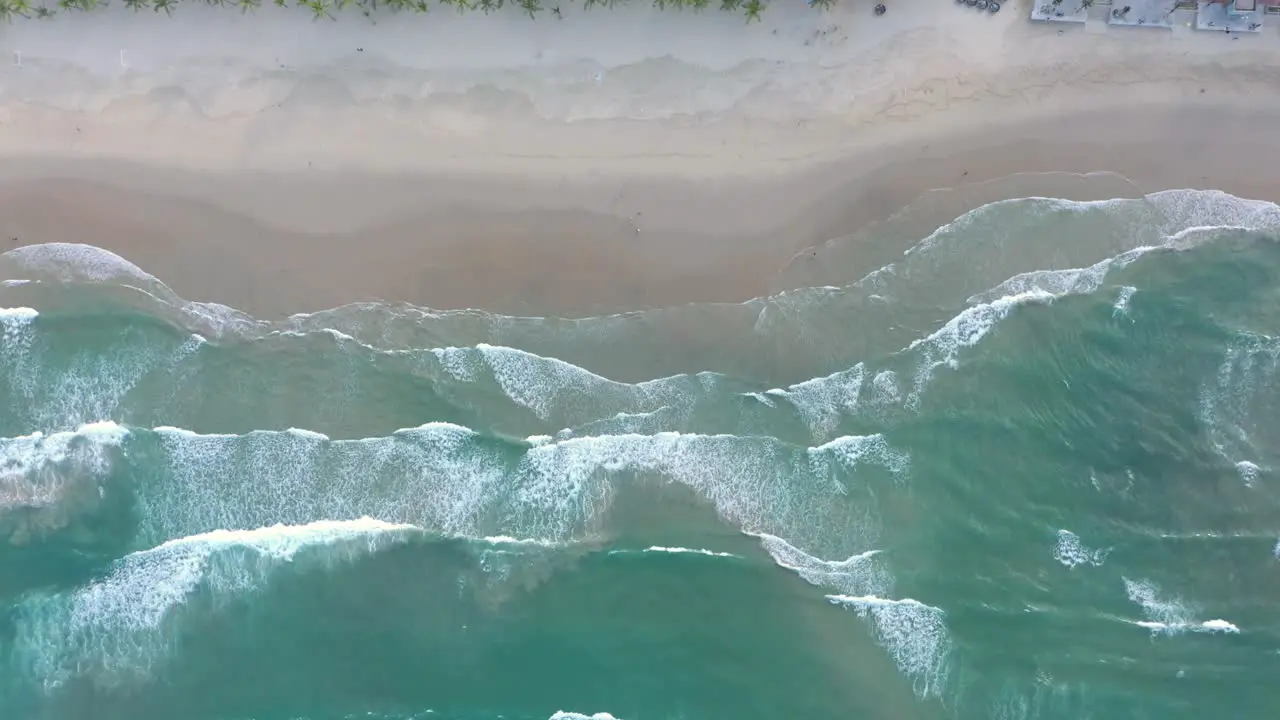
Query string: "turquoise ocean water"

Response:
xmin=2 ymin=186 xmax=1279 ymax=720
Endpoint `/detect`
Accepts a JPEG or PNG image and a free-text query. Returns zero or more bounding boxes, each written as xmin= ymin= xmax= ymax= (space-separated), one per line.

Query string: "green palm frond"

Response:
xmin=302 ymin=0 xmax=333 ymax=17
xmin=57 ymin=0 xmax=99 ymax=11
xmin=7 ymin=0 xmax=34 ymax=17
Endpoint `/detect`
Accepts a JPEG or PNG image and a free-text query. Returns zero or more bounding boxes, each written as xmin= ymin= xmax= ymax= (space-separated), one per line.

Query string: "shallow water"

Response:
xmin=2 ymin=183 xmax=1279 ymax=720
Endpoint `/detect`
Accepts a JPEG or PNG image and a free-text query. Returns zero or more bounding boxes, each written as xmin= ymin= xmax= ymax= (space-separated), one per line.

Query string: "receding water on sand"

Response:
xmin=3 ymin=181 xmax=1280 ymax=720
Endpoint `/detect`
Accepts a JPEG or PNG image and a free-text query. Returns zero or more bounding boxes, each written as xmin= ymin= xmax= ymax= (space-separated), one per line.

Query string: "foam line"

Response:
xmin=1053 ymin=529 xmax=1109 ymax=569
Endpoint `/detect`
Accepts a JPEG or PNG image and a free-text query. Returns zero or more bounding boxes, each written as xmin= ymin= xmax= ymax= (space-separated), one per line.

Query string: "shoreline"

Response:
xmin=3 ymin=5 xmax=1280 ymax=316
xmin=5 ymin=100 xmax=1280 ymax=318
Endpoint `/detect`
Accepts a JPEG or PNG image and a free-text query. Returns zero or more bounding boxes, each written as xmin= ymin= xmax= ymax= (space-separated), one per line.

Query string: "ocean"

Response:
xmin=1 ymin=186 xmax=1278 ymax=720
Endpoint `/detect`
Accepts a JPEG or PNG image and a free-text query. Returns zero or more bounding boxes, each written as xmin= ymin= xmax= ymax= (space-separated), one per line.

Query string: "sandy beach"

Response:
xmin=3 ymin=2 xmax=1280 ymax=316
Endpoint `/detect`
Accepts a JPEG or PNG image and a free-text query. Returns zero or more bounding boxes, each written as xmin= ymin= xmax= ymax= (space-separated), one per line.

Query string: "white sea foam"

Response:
xmin=0 ymin=308 xmax=38 ymax=380
xmin=1198 ymin=619 xmax=1241 ymax=633
xmin=286 ymin=427 xmax=331 ymax=442
xmin=3 ymin=243 xmax=163 ymax=285
xmin=1131 ymin=619 xmax=1241 ymax=634
xmin=433 ymin=343 xmax=692 ymax=428
xmin=1112 ymin=288 xmax=1136 ymax=321
xmin=139 ymin=423 xmax=903 ymax=562
xmin=1199 ymin=334 xmax=1280 ymax=473
xmin=1052 ymin=530 xmax=1109 ymax=569
xmin=20 ymin=420 xmax=910 ymax=695
xmin=968 ymin=248 xmax=1153 ymax=307
xmin=1235 ymin=460 xmax=1261 ymax=487
xmin=179 ymin=299 xmax=265 ymax=339
xmin=757 ymin=532 xmax=950 ymax=698
xmin=766 ymin=363 xmax=866 ymax=443
xmin=906 ymin=290 xmax=1056 ymax=410
xmin=826 ymin=594 xmax=950 ymax=697
xmin=0 ymin=303 xmax=204 ymax=431
xmin=1124 ymin=578 xmax=1193 ymax=629
xmin=0 ymin=200 xmax=1196 ymax=447
xmin=478 ymin=535 xmax=564 ymax=547
xmin=0 ymin=422 xmax=127 ymax=543
xmin=813 ymin=433 xmax=911 ymax=479
xmin=644 ymin=546 xmax=737 ymax=557
xmin=603 ymin=546 xmax=738 ymax=558
xmin=0 ymin=228 xmax=1169 ymax=447
xmin=755 ymin=532 xmax=890 ymax=597
xmin=1123 ymin=577 xmax=1239 ymax=636
xmin=1147 ymin=188 xmax=1280 ymax=233
xmin=507 ymin=430 xmax=901 ymax=550
xmin=868 ymin=370 xmax=901 ymax=409
xmin=12 ymin=188 xmax=1278 ymax=705
xmin=12 ymin=517 xmax=418 ymax=690
xmin=549 ymin=713 xmax=623 ymax=720
xmin=750 ymin=288 xmax=1064 ymax=432
xmin=0 ymin=306 xmax=39 ymax=323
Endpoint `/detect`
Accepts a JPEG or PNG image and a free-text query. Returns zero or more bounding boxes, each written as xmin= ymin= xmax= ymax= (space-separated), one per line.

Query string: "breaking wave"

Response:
xmin=6 ymin=184 xmax=1280 ymax=720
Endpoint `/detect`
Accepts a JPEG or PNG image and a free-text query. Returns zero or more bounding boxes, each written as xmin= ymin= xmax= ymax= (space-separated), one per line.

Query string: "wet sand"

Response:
xmin=3 ymin=5 xmax=1280 ymax=316
xmin=3 ymin=102 xmax=1279 ymax=318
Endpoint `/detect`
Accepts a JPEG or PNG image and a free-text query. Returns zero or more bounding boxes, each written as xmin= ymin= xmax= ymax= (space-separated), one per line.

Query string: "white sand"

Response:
xmin=1 ymin=2 xmax=1280 ymax=314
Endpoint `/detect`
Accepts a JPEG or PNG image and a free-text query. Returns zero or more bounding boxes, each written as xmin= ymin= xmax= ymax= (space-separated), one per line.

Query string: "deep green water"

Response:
xmin=2 ymin=188 xmax=1279 ymax=720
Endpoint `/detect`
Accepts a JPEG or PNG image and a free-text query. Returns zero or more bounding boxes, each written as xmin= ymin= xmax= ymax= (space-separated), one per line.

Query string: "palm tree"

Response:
xmin=743 ymin=0 xmax=763 ymax=21
xmin=3 ymin=0 xmax=35 ymax=16
xmin=302 ymin=0 xmax=333 ymax=18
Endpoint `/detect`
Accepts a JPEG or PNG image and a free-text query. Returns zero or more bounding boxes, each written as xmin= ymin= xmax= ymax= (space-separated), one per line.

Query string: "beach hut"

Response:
xmin=1209 ymin=0 xmax=1256 ymax=15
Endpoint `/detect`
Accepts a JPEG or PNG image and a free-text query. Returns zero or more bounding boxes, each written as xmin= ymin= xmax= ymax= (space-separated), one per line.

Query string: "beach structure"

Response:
xmin=1196 ymin=0 xmax=1264 ymax=31
xmin=1106 ymin=0 xmax=1181 ymax=27
xmin=1031 ymin=0 xmax=1090 ymax=22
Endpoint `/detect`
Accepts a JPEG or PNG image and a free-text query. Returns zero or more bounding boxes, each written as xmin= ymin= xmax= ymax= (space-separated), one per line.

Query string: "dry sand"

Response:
xmin=3 ymin=2 xmax=1280 ymax=316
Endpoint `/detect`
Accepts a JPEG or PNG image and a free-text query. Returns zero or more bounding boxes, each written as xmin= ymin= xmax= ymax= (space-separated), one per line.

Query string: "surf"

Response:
xmin=6 ymin=185 xmax=1280 ymax=719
